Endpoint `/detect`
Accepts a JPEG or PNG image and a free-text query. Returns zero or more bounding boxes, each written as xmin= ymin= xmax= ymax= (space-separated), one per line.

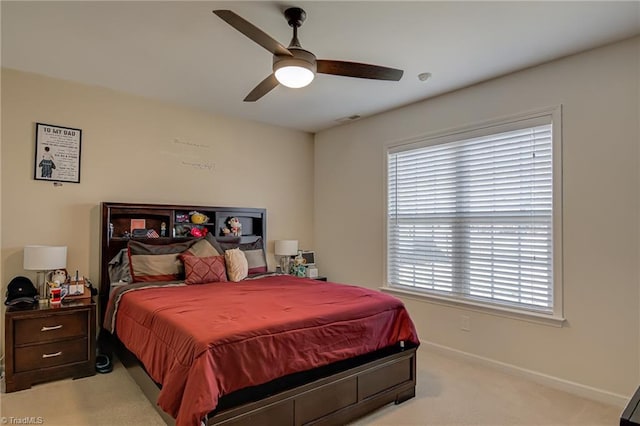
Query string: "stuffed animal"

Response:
xmin=189 ymin=211 xmax=209 ymax=224
xmin=223 ymin=217 xmax=242 ymax=236
xmin=190 ymin=227 xmax=208 ymax=238
xmin=49 ymin=269 xmax=67 ymax=286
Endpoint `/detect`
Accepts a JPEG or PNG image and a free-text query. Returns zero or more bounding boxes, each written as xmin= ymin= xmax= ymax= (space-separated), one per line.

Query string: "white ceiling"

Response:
xmin=2 ymin=1 xmax=639 ymax=133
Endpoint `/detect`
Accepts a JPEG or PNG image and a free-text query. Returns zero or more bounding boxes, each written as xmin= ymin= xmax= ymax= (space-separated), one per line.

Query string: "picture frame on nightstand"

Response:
xmin=300 ymin=251 xmax=315 ymax=266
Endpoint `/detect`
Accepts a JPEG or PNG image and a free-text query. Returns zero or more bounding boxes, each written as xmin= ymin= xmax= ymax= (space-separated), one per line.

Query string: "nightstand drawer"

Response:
xmin=14 ymin=338 xmax=88 ymax=373
xmin=14 ymin=310 xmax=88 ymax=345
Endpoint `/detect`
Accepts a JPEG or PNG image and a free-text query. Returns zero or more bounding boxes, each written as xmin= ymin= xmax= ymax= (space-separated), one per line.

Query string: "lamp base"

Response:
xmin=36 ymin=271 xmax=49 ymax=303
xmin=280 ymin=256 xmax=292 ymax=275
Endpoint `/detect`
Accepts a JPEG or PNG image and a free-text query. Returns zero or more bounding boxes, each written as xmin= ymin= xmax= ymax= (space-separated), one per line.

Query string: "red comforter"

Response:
xmin=106 ymin=275 xmax=419 ymax=426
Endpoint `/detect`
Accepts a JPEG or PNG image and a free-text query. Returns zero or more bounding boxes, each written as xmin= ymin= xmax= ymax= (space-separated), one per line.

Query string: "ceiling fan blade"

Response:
xmin=316 ymin=60 xmax=403 ymax=81
xmin=213 ymin=10 xmax=292 ymax=57
xmin=244 ymin=74 xmax=279 ymax=102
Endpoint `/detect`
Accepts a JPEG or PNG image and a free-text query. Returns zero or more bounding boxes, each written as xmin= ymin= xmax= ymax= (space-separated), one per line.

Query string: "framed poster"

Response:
xmin=130 ymin=219 xmax=146 ymax=232
xmin=34 ymin=122 xmax=82 ymax=183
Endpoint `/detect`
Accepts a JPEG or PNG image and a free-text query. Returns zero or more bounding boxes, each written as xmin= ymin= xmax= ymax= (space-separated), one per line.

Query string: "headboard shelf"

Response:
xmin=100 ymin=202 xmax=266 ymax=324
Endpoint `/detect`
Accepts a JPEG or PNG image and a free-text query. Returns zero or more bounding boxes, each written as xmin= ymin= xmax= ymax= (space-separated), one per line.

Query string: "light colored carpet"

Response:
xmin=0 ymin=359 xmax=165 ymax=426
xmin=1 ymin=345 xmax=622 ymax=426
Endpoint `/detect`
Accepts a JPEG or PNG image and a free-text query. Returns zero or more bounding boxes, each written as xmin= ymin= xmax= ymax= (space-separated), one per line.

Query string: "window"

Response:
xmin=386 ymin=110 xmax=562 ymax=318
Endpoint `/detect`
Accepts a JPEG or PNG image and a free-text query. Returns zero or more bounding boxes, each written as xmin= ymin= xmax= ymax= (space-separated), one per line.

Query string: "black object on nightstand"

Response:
xmin=4 ymin=299 xmax=96 ymax=392
xmin=313 ymin=276 xmax=327 ymax=281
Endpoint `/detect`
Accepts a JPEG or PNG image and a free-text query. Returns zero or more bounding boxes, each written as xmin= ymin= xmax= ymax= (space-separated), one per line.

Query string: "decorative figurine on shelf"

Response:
xmin=222 ymin=217 xmax=242 ymax=236
xmin=291 ymin=251 xmax=307 ymax=277
xmin=160 ymin=222 xmax=166 ymax=237
xmin=108 ymin=223 xmax=114 ymax=239
xmin=190 ymin=211 xmax=209 ymax=224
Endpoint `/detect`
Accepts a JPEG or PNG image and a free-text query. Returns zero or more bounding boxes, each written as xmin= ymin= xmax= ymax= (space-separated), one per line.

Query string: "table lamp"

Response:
xmin=274 ymin=240 xmax=298 ymax=274
xmin=23 ymin=245 xmax=67 ymax=302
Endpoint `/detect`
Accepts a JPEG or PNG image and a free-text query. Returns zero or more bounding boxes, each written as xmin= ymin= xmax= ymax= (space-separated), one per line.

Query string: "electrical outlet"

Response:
xmin=461 ymin=315 xmax=471 ymax=331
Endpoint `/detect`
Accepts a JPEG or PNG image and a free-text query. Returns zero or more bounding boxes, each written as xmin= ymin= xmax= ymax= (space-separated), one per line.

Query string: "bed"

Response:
xmin=99 ymin=202 xmax=419 ymax=426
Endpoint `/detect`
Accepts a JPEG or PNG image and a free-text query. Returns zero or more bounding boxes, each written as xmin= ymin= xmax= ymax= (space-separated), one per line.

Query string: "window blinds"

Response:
xmin=387 ymin=122 xmax=553 ymax=313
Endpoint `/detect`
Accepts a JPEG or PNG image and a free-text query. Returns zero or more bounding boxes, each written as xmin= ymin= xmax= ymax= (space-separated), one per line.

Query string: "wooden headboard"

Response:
xmin=99 ymin=202 xmax=266 ymax=323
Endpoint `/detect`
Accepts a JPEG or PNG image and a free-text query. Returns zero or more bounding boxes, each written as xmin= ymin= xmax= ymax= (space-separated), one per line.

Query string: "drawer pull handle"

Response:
xmin=41 ymin=325 xmax=62 ymax=332
xmin=42 ymin=351 xmax=62 ymax=359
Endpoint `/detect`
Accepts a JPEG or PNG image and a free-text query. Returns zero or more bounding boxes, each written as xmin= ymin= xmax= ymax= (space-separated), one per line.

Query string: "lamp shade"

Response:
xmin=274 ymin=240 xmax=298 ymax=256
xmin=23 ymin=245 xmax=67 ymax=270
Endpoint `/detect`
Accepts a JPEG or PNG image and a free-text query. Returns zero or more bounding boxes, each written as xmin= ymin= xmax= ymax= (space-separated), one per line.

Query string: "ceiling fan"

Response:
xmin=213 ymin=7 xmax=404 ymax=102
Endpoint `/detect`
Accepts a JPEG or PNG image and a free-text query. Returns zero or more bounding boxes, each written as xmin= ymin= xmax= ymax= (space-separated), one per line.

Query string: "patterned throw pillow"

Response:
xmin=225 ymin=248 xmax=248 ymax=282
xmin=182 ymin=255 xmax=227 ymax=285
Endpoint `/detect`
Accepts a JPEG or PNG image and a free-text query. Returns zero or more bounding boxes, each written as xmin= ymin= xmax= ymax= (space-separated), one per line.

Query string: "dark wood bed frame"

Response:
xmin=99 ymin=202 xmax=417 ymax=426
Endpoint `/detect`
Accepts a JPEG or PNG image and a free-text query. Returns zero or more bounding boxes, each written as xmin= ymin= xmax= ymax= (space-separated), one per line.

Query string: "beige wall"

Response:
xmin=0 ymin=69 xmax=314 ymax=353
xmin=315 ymin=37 xmax=640 ymax=402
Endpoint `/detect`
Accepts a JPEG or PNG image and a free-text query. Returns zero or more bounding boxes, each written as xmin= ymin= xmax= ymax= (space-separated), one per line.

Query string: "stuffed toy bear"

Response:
xmin=49 ymin=269 xmax=68 ymax=286
xmin=223 ymin=217 xmax=242 ymax=236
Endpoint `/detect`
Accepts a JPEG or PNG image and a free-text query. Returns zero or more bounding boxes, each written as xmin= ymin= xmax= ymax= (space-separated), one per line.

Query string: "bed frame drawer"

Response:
xmin=358 ymin=356 xmax=413 ymax=400
xmin=217 ymin=400 xmax=293 ymax=426
xmin=295 ymin=377 xmax=357 ymax=424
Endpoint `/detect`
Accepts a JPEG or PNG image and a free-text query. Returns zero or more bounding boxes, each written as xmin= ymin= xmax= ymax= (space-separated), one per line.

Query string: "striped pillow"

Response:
xmin=244 ymin=249 xmax=267 ymax=274
xmin=186 ymin=238 xmax=220 ymax=257
xmin=128 ymin=240 xmax=196 ymax=283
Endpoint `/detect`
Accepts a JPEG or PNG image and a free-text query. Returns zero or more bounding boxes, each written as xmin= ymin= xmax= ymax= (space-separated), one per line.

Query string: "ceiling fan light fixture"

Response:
xmin=274 ymin=57 xmax=315 ymax=88
xmin=275 ymin=66 xmax=314 ymax=88
xmin=213 ymin=8 xmax=404 ymax=101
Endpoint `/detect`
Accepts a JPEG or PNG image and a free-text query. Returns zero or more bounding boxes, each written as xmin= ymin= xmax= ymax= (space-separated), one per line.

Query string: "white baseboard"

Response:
xmin=421 ymin=340 xmax=630 ymax=408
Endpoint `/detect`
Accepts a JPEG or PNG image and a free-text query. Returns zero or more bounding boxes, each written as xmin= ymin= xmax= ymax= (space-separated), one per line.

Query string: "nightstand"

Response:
xmin=5 ymin=299 xmax=96 ymax=392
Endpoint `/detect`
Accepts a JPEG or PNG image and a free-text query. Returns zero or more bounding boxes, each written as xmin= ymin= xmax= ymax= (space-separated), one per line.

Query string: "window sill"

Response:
xmin=381 ymin=286 xmax=566 ymax=328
